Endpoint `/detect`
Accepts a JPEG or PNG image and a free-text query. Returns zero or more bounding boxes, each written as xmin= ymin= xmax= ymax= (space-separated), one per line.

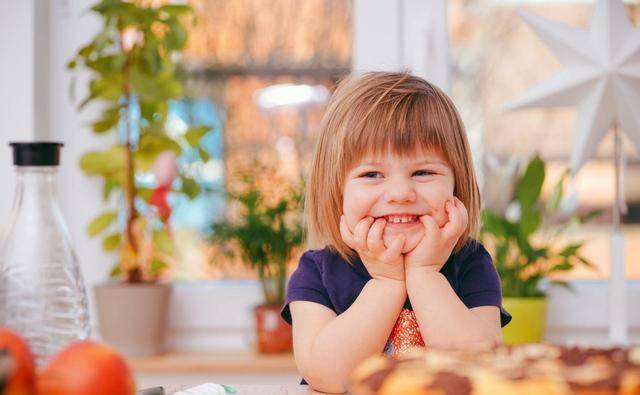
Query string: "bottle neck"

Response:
xmin=14 ymin=166 xmax=58 ymax=205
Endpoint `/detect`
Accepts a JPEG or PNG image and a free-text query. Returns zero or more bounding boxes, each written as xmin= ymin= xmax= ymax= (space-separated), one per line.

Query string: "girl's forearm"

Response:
xmin=406 ymin=267 xmax=501 ymax=349
xmin=303 ymin=279 xmax=406 ymax=393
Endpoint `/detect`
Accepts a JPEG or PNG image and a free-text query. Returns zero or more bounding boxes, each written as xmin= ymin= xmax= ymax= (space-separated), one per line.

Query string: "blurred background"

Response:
xmin=0 ymin=0 xmax=639 ymax=389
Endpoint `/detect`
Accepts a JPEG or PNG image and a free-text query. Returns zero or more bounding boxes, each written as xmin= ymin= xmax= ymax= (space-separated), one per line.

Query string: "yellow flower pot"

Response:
xmin=501 ymin=297 xmax=548 ymax=345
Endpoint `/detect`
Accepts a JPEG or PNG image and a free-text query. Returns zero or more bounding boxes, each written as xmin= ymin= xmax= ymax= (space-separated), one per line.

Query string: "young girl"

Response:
xmin=280 ymin=72 xmax=511 ymax=393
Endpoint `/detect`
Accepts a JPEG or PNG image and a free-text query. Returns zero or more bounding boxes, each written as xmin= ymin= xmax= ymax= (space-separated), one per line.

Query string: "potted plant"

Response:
xmin=480 ymin=154 xmax=602 ymax=344
xmin=68 ymin=0 xmax=208 ymax=356
xmin=210 ymin=162 xmax=305 ymax=353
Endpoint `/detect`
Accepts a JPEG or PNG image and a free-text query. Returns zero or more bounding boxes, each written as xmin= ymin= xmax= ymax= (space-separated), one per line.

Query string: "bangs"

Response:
xmin=306 ymin=71 xmax=480 ymax=260
xmin=341 ymin=92 xmax=452 ymax=173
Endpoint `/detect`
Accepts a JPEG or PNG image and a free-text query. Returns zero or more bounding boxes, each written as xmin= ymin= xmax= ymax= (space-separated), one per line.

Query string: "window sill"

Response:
xmin=129 ymin=351 xmax=297 ymax=374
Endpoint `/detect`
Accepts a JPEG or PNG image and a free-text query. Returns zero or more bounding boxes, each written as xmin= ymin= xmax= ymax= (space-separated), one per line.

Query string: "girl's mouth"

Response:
xmin=379 ymin=215 xmax=421 ymax=229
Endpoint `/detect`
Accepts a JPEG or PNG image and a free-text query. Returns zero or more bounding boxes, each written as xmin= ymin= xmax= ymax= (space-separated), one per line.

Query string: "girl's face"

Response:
xmin=342 ymin=149 xmax=456 ymax=254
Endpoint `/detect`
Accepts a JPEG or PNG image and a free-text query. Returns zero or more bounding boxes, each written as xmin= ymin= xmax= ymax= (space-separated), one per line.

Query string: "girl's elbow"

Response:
xmin=307 ymin=379 xmax=348 ymax=394
xmin=303 ymin=371 xmax=349 ymax=394
xmin=299 ymin=361 xmax=350 ymax=394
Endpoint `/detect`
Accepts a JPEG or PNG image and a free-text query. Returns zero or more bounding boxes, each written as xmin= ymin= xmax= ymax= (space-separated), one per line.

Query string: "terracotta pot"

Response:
xmin=94 ymin=282 xmax=171 ymax=357
xmin=254 ymin=304 xmax=292 ymax=354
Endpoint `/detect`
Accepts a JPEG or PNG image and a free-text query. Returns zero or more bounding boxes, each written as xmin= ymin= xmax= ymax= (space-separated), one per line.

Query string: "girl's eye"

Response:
xmin=361 ymin=171 xmax=381 ymax=178
xmin=413 ymin=170 xmax=434 ymax=176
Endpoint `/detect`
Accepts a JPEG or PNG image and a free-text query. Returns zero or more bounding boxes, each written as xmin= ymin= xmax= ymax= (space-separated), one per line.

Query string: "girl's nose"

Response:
xmin=384 ymin=178 xmax=416 ymax=204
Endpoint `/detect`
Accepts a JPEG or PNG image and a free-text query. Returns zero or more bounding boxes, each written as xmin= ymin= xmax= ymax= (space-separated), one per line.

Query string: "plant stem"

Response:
xmin=258 ymin=265 xmax=270 ymax=306
xmin=121 ymin=30 xmax=140 ymax=283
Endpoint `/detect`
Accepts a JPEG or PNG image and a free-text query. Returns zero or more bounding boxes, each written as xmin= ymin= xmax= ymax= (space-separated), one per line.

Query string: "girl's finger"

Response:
xmin=339 ymin=215 xmax=357 ymax=249
xmin=367 ymin=218 xmax=386 ymax=253
xmin=419 ymin=214 xmax=439 ymax=240
xmin=353 ymin=216 xmax=374 ymax=250
xmin=443 ymin=199 xmax=468 ymax=240
xmin=442 ymin=200 xmax=458 ymax=235
xmin=381 ymin=234 xmax=405 ymax=262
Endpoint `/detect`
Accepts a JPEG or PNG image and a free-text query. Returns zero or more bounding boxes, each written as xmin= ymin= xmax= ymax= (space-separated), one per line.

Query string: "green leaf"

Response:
xmin=153 ymin=229 xmax=175 ymax=255
xmin=481 ymin=209 xmax=515 ymax=238
xmin=181 ymin=176 xmax=200 ymax=199
xmin=546 ymin=170 xmax=567 ymax=215
xmin=185 ymin=126 xmax=210 ymax=147
xmin=91 ymin=107 xmax=120 ymax=133
xmin=102 ymin=177 xmax=121 ymax=201
xmin=102 ymin=233 xmax=122 ymax=252
xmin=130 ymin=67 xmax=182 ymax=102
xmin=549 ymin=280 xmax=575 ymax=292
xmin=86 ymin=75 xmax=123 ymax=104
xmin=109 ymin=264 xmax=122 ymax=279
xmin=88 ymin=211 xmax=118 ymax=236
xmin=165 ymin=23 xmax=187 ymax=50
xmin=137 ymin=132 xmax=181 ymax=170
xmin=579 ymin=209 xmax=604 ymax=223
xmin=198 ymin=147 xmax=211 ymax=162
xmin=150 ymin=258 xmax=168 ymax=275
xmin=576 ymin=255 xmax=599 ymax=270
xmin=559 ymin=243 xmax=582 ymax=258
xmin=159 ymin=4 xmax=193 ymax=16
xmin=519 ymin=209 xmax=541 ymax=237
xmin=80 ymin=146 xmax=125 ymax=176
xmin=85 ymin=54 xmax=126 ymax=74
xmin=552 ymin=262 xmax=573 ymax=271
xmin=517 ymin=155 xmax=545 ymax=211
xmin=77 ymin=43 xmax=96 ymax=58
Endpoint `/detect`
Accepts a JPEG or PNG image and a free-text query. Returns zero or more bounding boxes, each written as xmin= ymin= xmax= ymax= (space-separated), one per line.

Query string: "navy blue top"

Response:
xmin=281 ymin=238 xmax=511 ymax=326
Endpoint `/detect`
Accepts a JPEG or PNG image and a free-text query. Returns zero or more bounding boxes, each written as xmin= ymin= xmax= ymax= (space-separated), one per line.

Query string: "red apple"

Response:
xmin=38 ymin=341 xmax=136 ymax=395
xmin=0 ymin=328 xmax=37 ymax=395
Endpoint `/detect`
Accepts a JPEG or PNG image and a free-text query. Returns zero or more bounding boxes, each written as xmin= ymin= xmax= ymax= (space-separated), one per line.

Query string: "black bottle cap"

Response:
xmin=9 ymin=142 xmax=64 ymax=166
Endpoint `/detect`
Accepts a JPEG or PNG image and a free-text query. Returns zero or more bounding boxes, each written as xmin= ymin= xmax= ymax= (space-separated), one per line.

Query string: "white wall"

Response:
xmin=0 ymin=1 xmax=36 ymax=218
xmin=48 ymin=0 xmax=113 ymax=328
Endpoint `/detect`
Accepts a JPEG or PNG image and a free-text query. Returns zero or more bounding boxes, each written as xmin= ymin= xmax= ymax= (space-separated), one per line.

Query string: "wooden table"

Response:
xmin=164 ymin=384 xmax=332 ymax=394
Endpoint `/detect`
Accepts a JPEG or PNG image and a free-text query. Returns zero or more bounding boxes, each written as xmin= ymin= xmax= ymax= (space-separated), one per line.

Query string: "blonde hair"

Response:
xmin=306 ymin=72 xmax=481 ymax=263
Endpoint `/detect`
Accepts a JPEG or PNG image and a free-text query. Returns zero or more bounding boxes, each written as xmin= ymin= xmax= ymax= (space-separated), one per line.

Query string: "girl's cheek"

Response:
xmin=342 ymin=199 xmax=362 ymax=231
xmin=343 ymin=187 xmax=375 ymax=230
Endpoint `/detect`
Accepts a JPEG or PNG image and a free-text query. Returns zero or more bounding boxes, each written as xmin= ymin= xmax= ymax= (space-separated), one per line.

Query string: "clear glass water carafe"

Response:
xmin=0 ymin=142 xmax=90 ymax=366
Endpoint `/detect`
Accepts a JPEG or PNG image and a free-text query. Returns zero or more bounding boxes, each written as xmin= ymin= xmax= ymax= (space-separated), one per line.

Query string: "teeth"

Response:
xmin=384 ymin=215 xmax=418 ymax=224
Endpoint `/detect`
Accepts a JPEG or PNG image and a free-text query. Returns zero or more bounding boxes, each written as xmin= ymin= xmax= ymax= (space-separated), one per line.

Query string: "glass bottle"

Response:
xmin=0 ymin=142 xmax=90 ymax=366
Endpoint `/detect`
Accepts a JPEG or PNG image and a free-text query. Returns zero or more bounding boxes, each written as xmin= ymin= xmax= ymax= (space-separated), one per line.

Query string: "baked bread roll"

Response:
xmin=350 ymin=344 xmax=640 ymax=395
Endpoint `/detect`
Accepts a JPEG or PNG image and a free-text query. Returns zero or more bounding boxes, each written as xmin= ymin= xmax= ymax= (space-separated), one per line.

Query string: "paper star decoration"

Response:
xmin=506 ymin=0 xmax=640 ymax=175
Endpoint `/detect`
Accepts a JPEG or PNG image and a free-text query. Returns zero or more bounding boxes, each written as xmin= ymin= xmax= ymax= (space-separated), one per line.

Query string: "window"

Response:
xmin=166 ymin=0 xmax=352 ymax=280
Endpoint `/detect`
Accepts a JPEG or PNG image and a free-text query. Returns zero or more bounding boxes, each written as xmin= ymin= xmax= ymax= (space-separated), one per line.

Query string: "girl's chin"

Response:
xmin=382 ymin=227 xmax=425 ymax=254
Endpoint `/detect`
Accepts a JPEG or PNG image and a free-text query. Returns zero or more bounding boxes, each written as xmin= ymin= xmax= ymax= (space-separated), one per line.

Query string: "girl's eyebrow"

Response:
xmin=415 ymin=159 xmax=448 ymax=166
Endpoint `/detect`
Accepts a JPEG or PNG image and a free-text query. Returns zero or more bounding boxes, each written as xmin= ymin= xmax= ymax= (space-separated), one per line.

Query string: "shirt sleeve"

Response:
xmin=458 ymin=243 xmax=512 ymax=327
xmin=280 ymin=250 xmax=334 ymax=325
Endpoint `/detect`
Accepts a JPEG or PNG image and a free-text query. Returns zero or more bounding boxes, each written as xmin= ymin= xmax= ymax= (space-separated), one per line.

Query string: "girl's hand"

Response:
xmin=404 ymin=197 xmax=468 ymax=272
xmin=340 ymin=215 xmax=406 ymax=282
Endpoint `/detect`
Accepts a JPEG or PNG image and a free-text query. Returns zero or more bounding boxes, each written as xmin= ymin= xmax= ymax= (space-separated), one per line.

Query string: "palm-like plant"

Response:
xmin=210 ymin=163 xmax=305 ymax=306
xmin=480 ymin=154 xmax=602 ymax=297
